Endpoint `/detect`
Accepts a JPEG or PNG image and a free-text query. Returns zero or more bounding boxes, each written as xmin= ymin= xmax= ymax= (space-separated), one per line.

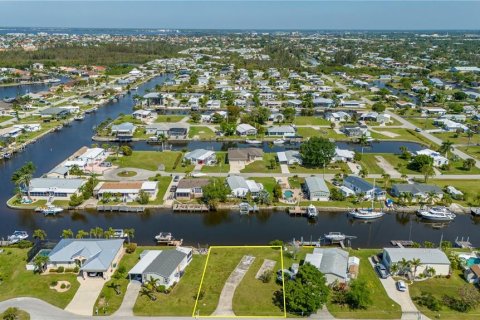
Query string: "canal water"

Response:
xmin=0 ymin=75 xmax=479 ymax=247
xmin=0 ymin=76 xmax=69 ymax=100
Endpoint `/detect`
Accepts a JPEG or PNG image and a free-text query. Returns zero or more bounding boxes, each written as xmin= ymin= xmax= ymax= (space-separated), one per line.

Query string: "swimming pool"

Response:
xmin=467 ymin=257 xmax=480 ymax=267
xmin=284 ymin=190 xmax=294 ymax=199
xmin=37 ymin=249 xmax=52 ymax=257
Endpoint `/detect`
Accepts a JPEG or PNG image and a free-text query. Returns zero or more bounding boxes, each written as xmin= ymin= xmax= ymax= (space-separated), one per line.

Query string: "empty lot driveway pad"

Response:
xmin=212 ymin=255 xmax=255 ymax=316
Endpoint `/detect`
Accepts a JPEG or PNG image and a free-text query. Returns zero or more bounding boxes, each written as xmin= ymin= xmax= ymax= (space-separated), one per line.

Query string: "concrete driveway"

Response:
xmin=65 ymin=276 xmax=106 ymax=316
xmin=114 ymin=280 xmax=141 ymax=317
xmin=212 ymin=255 xmax=255 ymax=316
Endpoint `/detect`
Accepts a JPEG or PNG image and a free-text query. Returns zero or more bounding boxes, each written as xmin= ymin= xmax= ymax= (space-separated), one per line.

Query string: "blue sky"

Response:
xmin=0 ymin=1 xmax=479 ymax=30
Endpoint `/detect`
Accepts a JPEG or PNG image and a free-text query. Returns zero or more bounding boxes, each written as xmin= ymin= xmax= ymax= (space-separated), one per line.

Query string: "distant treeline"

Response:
xmin=0 ymin=41 xmax=186 ymax=68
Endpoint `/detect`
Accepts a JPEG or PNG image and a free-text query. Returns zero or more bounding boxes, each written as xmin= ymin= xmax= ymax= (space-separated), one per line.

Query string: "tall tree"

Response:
xmin=300 ymin=137 xmax=336 ymax=168
xmin=33 ymin=229 xmax=47 ymax=241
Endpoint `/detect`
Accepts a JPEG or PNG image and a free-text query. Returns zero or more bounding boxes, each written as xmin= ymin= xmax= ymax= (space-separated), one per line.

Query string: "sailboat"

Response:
xmin=348 ymin=179 xmax=386 ymax=220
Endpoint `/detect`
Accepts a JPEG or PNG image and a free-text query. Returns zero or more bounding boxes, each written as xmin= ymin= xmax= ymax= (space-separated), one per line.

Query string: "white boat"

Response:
xmin=245 ymin=139 xmax=262 ymax=144
xmin=112 ymin=229 xmax=126 ymax=238
xmin=306 ymin=204 xmax=318 ymax=218
xmin=37 ymin=205 xmax=63 ymax=216
xmin=7 ymin=231 xmax=29 ymax=243
xmin=155 ymin=232 xmax=173 ymax=241
xmin=348 ymin=179 xmax=386 ymax=220
xmin=273 ymin=139 xmax=286 ymax=145
xmin=74 ymin=114 xmax=85 ymax=121
xmin=417 ymin=206 xmax=456 ymax=221
xmin=324 ymin=232 xmax=346 ymax=242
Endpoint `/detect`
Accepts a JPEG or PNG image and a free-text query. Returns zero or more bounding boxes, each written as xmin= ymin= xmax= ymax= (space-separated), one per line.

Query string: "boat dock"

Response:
xmin=173 ymin=204 xmax=209 ymax=212
xmin=288 ymin=206 xmax=307 ymax=216
xmin=390 ymin=240 xmax=415 ymax=248
xmin=455 ymin=236 xmax=473 ymax=249
xmin=97 ymin=205 xmax=145 ymax=213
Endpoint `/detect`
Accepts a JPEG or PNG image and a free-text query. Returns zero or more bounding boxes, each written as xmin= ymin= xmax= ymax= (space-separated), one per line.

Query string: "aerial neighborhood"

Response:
xmin=1 ymin=24 xmax=480 ymax=320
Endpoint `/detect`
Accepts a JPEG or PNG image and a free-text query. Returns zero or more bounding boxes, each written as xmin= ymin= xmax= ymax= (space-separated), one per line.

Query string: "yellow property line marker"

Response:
xmin=192 ymin=245 xmax=286 ymax=318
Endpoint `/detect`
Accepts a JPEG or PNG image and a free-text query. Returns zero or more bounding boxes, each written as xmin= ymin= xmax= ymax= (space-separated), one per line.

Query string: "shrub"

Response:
xmin=73 ymin=266 xmax=79 ymax=273
xmin=197 ymin=289 xmax=205 ymax=301
xmin=126 ymin=243 xmax=137 ymax=254
xmin=60 ymin=283 xmax=66 ymax=289
xmin=69 ymin=194 xmax=84 ymax=207
xmin=259 ymin=270 xmax=273 ymax=283
xmin=414 ymin=292 xmax=441 ymax=311
xmin=50 ymin=280 xmax=58 ymax=287
xmin=157 ymin=285 xmax=166 ymax=293
xmin=57 ymin=266 xmax=65 ymax=273
xmin=16 ymin=240 xmax=33 ymax=249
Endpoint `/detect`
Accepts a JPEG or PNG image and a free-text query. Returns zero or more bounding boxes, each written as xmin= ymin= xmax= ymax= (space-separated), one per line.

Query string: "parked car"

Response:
xmin=170 ymin=185 xmax=177 ymax=192
xmin=99 ymin=161 xmax=112 ymax=167
xmin=87 ymin=272 xmax=101 ymax=277
xmin=415 ymin=128 xmax=422 ymax=132
xmin=173 ymin=175 xmax=180 ymax=182
xmin=396 ymin=280 xmax=407 ymax=292
xmin=375 ymin=263 xmax=389 ymax=279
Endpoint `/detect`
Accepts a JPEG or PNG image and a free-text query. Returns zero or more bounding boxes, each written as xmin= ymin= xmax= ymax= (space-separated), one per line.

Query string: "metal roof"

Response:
xmin=305 ymin=248 xmax=349 ymax=280
xmin=30 ymin=178 xmax=85 ymax=190
xmin=143 ymin=249 xmax=187 ymax=278
xmin=384 ymin=248 xmax=450 ymax=265
xmin=305 ymin=176 xmax=329 ymax=193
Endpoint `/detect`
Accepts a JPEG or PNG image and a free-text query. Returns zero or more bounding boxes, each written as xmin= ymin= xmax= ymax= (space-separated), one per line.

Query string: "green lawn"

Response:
xmin=410 ymin=269 xmax=480 ymax=320
xmin=432 ymin=132 xmax=480 ymax=146
xmin=439 ymin=159 xmax=480 ymax=175
xmin=458 ymin=146 xmax=480 ymax=161
xmin=0 ymin=309 xmax=30 ymax=320
xmin=0 ymin=248 xmax=80 ymax=309
xmin=134 ymin=254 xmax=207 ymax=316
xmin=201 ymin=152 xmax=230 ymax=173
xmin=289 ymin=162 xmax=350 ymax=174
xmin=251 ymin=177 xmax=278 ymax=197
xmin=108 ymin=151 xmax=194 ymax=172
xmin=194 ymin=247 xmax=284 ymax=317
xmin=288 ymin=176 xmax=305 ymax=189
xmin=154 ymin=115 xmax=185 ymax=123
xmin=147 ymin=176 xmax=172 ymax=205
xmin=7 ymin=197 xmax=47 ymax=209
xmin=430 ymin=179 xmax=480 ymax=206
xmin=0 ymin=115 xmax=13 ymax=123
xmin=406 ymin=117 xmax=437 ymax=130
xmin=297 ymin=127 xmax=345 ymax=140
xmin=357 ymin=154 xmax=384 ymax=174
xmin=241 ymin=153 xmax=281 ymax=173
xmin=112 ymin=115 xmax=143 ymax=125
xmin=188 ymin=126 xmax=216 ymax=139
xmin=371 ymin=128 xmax=433 ymax=146
xmin=293 ymin=116 xmax=330 ymax=126
xmin=327 ymin=249 xmax=401 ymax=319
xmin=94 ymin=247 xmax=146 ymax=315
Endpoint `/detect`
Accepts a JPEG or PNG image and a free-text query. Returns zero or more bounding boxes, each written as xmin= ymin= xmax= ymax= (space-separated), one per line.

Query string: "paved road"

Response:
xmin=102 ymin=167 xmax=158 ymax=181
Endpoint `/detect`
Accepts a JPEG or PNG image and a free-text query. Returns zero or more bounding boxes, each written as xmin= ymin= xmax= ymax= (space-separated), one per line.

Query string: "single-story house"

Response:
xmin=143 ymin=92 xmax=163 ymax=106
xmin=303 ymin=176 xmax=330 ymax=201
xmin=26 ymin=178 xmax=86 ymax=200
xmin=414 ymin=149 xmax=449 ymax=167
xmin=341 ymin=126 xmax=370 ymax=138
xmin=40 ymin=107 xmax=70 ymax=119
xmin=94 ymin=181 xmax=158 ymax=202
xmin=277 ymin=150 xmax=302 ymax=165
xmin=422 ymin=107 xmax=447 ymax=116
xmin=333 ymin=148 xmax=355 ymax=162
xmin=236 ymin=123 xmax=257 ymax=136
xmin=45 ymin=165 xmax=71 ymax=179
xmin=340 ymin=100 xmax=365 ymax=108
xmin=382 ymin=248 xmax=450 ymax=276
xmin=433 ymin=119 xmax=469 ymax=132
xmin=390 ymin=183 xmax=444 ymax=201
xmin=304 ymin=248 xmax=352 ymax=284
xmin=268 ymin=113 xmax=285 ymax=123
xmin=313 ymin=97 xmax=334 ymax=108
xmin=175 ymin=178 xmax=210 ymax=200
xmin=48 ymin=239 xmax=124 ymax=278
xmin=145 ymin=123 xmax=188 ymax=137
xmin=395 ymin=101 xmax=416 ymax=109
xmin=206 ymin=100 xmax=221 ymax=109
xmin=184 ymin=149 xmax=216 ymax=165
xmin=128 ymin=247 xmax=193 ymax=288
xmin=325 ymin=111 xmax=351 ymax=122
xmin=266 ymin=125 xmax=296 ymax=137
xmin=111 ymin=122 xmax=136 ymax=141
xmin=226 ymin=175 xmax=264 ymax=198
xmin=343 ymin=175 xmax=386 ymax=200
xmin=464 ymin=265 xmax=480 ymax=284
xmin=64 ymin=147 xmax=106 ymax=168
xmin=227 ymin=148 xmax=263 ymax=164
xmin=132 ymin=110 xmax=153 ymax=119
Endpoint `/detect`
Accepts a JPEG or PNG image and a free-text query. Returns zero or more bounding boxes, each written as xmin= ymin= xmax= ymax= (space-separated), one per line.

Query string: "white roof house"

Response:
xmin=28 ymin=178 xmax=86 ymax=199
xmin=236 ymin=123 xmax=257 ymax=136
xmin=227 ymin=175 xmax=264 ymax=198
xmin=415 ymin=149 xmax=449 ymax=167
xmin=277 ymin=150 xmax=302 ymax=165
xmin=382 ymin=248 xmax=450 ymax=276
xmin=184 ymin=149 xmax=216 ymax=165
xmin=333 ymin=148 xmax=355 ymax=162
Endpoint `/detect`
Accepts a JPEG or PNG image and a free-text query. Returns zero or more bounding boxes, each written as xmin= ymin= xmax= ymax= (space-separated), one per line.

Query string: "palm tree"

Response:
xmin=33 ymin=255 xmax=49 ymax=274
xmin=410 ymin=258 xmax=421 ymax=279
xmin=15 ymin=173 xmax=33 ymax=199
xmin=140 ymin=286 xmax=157 ymax=301
xmin=359 ymin=168 xmax=368 ymax=178
xmin=124 ymin=228 xmax=135 ymax=244
xmin=426 ymin=267 xmax=436 ymax=278
xmin=463 ymin=158 xmax=476 ymax=171
xmin=104 ymin=227 xmax=115 ymax=239
xmin=381 ymin=173 xmax=391 ymax=190
xmin=439 ymin=140 xmax=454 ymax=158
xmin=157 ymin=134 xmax=168 ymax=151
xmin=466 ymin=129 xmax=474 ymax=151
xmin=61 ymin=229 xmax=74 ymax=239
xmin=389 ymin=263 xmax=399 ymax=276
xmin=89 ymin=227 xmax=104 ymax=238
xmin=33 ymin=229 xmax=47 ymax=241
xmin=421 ymin=164 xmax=435 ymax=183
xmin=76 ymin=229 xmax=88 ymax=239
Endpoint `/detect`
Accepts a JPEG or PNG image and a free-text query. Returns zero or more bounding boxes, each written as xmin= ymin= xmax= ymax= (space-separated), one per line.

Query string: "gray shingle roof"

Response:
xmin=392 ymin=183 xmax=443 ymax=195
xmin=144 ymin=249 xmax=186 ymax=278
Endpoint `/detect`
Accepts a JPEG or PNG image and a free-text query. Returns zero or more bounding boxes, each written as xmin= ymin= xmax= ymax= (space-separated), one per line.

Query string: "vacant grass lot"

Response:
xmin=241 ymin=153 xmax=281 ymax=173
xmin=371 ymin=128 xmax=432 ymax=146
xmin=289 ymin=162 xmax=350 ymax=174
xmin=439 ymin=159 xmax=480 ymax=175
xmin=154 ymin=115 xmax=185 ymax=123
xmin=430 ymin=179 xmax=480 ymax=206
xmin=410 ymin=269 xmax=480 ymax=320
xmin=108 ymin=151 xmax=194 ymax=172
xmin=188 ymin=126 xmax=216 ymax=139
xmin=297 ymin=127 xmax=345 ymax=140
xmin=458 ymin=146 xmax=480 ymax=160
xmin=293 ymin=116 xmax=330 ymax=126
xmin=194 ymin=247 xmax=284 ymax=317
xmin=432 ymin=132 xmax=480 ymax=146
xmin=327 ymin=249 xmax=401 ymax=319
xmin=0 ymin=248 xmax=80 ymax=308
xmin=134 ymin=252 xmax=207 ymax=316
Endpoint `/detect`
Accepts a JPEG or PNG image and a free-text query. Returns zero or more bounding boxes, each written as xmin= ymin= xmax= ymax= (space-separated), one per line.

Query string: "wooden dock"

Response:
xmin=97 ymin=205 xmax=145 ymax=213
xmin=390 ymin=240 xmax=415 ymax=248
xmin=173 ymin=204 xmax=209 ymax=212
xmin=288 ymin=206 xmax=306 ymax=216
xmin=455 ymin=237 xmax=473 ymax=249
